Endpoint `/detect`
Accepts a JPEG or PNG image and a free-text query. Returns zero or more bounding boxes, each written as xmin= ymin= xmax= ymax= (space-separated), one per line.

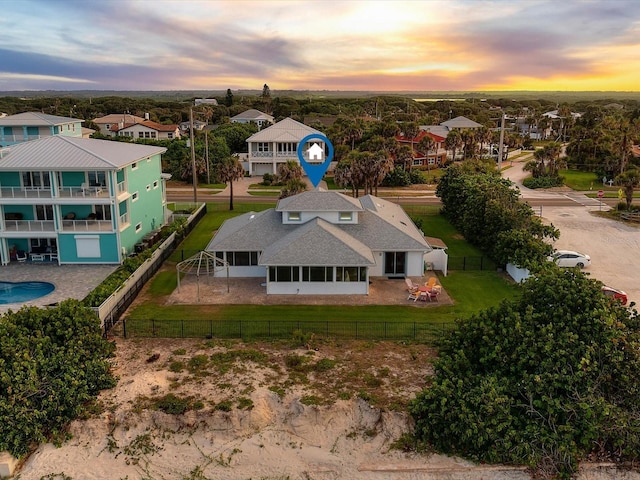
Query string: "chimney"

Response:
xmin=144 ymin=113 xmax=150 ymax=120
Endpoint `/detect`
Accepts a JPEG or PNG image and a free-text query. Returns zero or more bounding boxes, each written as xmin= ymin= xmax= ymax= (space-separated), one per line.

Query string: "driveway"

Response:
xmin=503 ymin=159 xmax=640 ymax=305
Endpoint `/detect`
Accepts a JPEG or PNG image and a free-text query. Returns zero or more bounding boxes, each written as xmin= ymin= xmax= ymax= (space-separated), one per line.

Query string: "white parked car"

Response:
xmin=548 ymin=250 xmax=591 ymax=268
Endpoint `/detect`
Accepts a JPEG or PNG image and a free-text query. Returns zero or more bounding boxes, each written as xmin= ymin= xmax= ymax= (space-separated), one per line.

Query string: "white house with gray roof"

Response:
xmin=206 ymin=189 xmax=434 ymax=295
xmin=231 ymin=109 xmax=274 ymax=128
xmin=245 ymin=117 xmax=327 ymax=176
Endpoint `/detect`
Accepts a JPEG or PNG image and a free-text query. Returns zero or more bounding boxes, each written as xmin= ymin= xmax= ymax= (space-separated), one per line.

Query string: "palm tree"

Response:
xmin=395 ymin=144 xmax=414 ymax=172
xmin=277 ymin=160 xmax=303 ymax=185
xmin=371 ymin=151 xmax=394 ymax=196
xmin=475 ymin=126 xmax=491 ymax=159
xmin=417 ymin=134 xmax=435 ymax=171
xmin=215 ymin=156 xmax=245 ymax=211
xmin=444 ymin=129 xmax=462 ymax=163
xmin=460 ymin=129 xmax=476 ymax=160
xmin=615 ymin=167 xmax=640 ymax=210
xmin=402 ymin=122 xmax=420 ymax=155
xmin=279 ymin=178 xmax=307 ymax=199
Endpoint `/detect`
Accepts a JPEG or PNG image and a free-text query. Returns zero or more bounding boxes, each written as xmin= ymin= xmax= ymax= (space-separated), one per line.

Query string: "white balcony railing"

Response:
xmin=117 ymin=181 xmax=126 ymax=194
xmin=0 ymin=186 xmax=52 ymax=199
xmin=61 ymin=219 xmax=112 ymax=232
xmin=0 ymin=134 xmax=41 ymax=144
xmin=57 ymin=185 xmax=108 ymax=198
xmin=3 ymin=220 xmax=55 ymax=232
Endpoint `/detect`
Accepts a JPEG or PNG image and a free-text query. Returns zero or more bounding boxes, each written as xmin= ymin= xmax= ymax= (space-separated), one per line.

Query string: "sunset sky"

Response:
xmin=2 ymin=0 xmax=640 ymax=92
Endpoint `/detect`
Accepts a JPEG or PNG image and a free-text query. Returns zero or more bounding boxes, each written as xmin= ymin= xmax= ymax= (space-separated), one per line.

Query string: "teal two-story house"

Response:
xmin=0 ymin=136 xmax=169 ymax=265
xmin=0 ymin=112 xmax=83 ymax=147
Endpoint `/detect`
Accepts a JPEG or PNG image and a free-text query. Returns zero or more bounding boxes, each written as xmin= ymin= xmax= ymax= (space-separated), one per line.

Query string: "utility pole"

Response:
xmin=189 ymin=106 xmax=197 ymax=204
xmin=205 ymin=127 xmax=210 ymax=185
xmin=497 ymin=110 xmax=505 ymax=171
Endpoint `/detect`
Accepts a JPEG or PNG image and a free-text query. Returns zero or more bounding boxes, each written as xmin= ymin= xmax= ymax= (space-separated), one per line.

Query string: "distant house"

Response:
xmin=0 ymin=136 xmax=170 ymax=265
xmin=111 ymin=120 xmax=181 ymax=140
xmin=231 ymin=109 xmax=274 ymax=128
xmin=194 ymin=98 xmax=218 ymax=106
xmin=395 ymin=130 xmax=447 ymax=169
xmin=440 ymin=116 xmax=483 ymax=130
xmin=542 ymin=110 xmax=582 ymax=120
xmin=245 ymin=117 xmax=326 ymax=176
xmin=206 ymin=189 xmax=440 ymax=294
xmin=179 ymin=119 xmax=208 ymax=133
xmin=0 ymin=112 xmax=83 ymax=147
xmin=93 ymin=114 xmax=146 ymax=136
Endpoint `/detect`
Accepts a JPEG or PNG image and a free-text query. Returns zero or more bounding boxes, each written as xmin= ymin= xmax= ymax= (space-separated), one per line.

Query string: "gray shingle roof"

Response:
xmin=277 ymin=189 xmax=363 ymax=212
xmin=0 ymin=112 xmax=81 ymax=126
xmin=440 ymin=116 xmax=483 ymax=129
xmin=260 ymin=217 xmax=375 ymax=266
xmin=231 ymin=109 xmax=273 ymax=121
xmin=246 ymin=117 xmax=321 ymax=143
xmin=206 ymin=191 xmax=431 ymax=266
xmin=0 ymin=136 xmax=166 ymax=170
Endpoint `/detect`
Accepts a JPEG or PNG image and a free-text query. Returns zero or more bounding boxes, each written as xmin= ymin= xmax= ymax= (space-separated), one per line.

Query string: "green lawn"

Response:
xmin=248 ymin=183 xmax=283 ymax=190
xmin=560 ymin=169 xmax=608 ymax=191
xmin=129 ymin=202 xmax=518 ymax=341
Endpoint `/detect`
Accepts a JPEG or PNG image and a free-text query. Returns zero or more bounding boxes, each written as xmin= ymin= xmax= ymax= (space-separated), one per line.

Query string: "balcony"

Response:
xmin=58 ymin=185 xmax=108 ymax=198
xmin=3 ymin=220 xmax=55 ymax=232
xmin=0 ymin=186 xmax=52 ymax=199
xmin=61 ymin=219 xmax=112 ymax=232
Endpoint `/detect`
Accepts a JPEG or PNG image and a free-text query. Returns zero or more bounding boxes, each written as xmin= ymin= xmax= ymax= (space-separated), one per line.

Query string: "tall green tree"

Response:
xmin=411 ymin=267 xmax=640 ymax=478
xmin=215 ymin=156 xmax=245 ymax=210
xmin=615 ymin=167 xmax=640 ymax=210
xmin=444 ymin=129 xmax=463 ymax=163
xmin=225 ymin=88 xmax=234 ymax=107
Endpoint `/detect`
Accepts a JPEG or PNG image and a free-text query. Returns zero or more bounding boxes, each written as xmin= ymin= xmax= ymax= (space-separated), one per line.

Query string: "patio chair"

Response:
xmin=405 ymin=278 xmax=419 ymax=292
xmin=426 ymin=277 xmax=439 ymax=288
xmin=427 ymin=289 xmax=440 ymax=302
xmin=407 ymin=291 xmax=420 ymax=301
xmin=16 ymin=250 xmax=27 ymax=262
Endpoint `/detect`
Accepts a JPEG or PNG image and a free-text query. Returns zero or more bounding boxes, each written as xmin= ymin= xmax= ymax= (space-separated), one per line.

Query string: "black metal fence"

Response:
xmin=120 ymin=318 xmax=455 ymax=344
xmin=447 ymin=255 xmax=496 ymax=271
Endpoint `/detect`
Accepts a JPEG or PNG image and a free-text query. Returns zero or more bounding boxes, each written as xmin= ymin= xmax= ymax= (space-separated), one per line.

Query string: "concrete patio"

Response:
xmin=0 ymin=262 xmax=118 ymax=314
xmin=166 ymin=273 xmax=452 ymax=307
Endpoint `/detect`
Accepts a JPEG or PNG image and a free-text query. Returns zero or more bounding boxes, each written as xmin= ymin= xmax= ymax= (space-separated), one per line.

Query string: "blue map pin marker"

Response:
xmin=297 ymin=134 xmax=334 ymax=188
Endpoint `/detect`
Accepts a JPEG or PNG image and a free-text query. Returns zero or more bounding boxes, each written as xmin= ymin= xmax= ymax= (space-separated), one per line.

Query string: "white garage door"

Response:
xmin=252 ymin=163 xmax=274 ymax=176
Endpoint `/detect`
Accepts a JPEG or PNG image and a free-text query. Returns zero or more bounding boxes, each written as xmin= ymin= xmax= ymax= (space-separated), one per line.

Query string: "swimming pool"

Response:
xmin=0 ymin=281 xmax=55 ymax=304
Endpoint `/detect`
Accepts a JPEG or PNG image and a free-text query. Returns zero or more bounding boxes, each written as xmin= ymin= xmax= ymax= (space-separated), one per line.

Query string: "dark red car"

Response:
xmin=602 ymin=286 xmax=628 ymax=306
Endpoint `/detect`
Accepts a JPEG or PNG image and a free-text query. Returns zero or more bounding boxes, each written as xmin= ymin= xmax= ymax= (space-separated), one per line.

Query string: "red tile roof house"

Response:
xmin=93 ymin=114 xmax=146 ymax=136
xmin=111 ymin=120 xmax=181 ymax=140
xmin=395 ymin=130 xmax=447 ymax=169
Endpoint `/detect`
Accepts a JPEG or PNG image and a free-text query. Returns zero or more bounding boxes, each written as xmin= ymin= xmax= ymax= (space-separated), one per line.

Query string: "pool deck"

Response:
xmin=0 ymin=262 xmax=118 ymax=315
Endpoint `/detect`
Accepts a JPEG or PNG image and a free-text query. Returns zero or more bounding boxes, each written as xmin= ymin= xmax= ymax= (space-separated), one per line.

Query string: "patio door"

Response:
xmin=384 ymin=252 xmax=406 ymax=277
xmin=35 ymin=205 xmax=54 ymax=221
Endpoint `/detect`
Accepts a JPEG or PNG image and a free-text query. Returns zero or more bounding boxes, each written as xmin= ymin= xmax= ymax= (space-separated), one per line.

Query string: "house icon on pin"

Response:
xmin=306 ymin=143 xmax=324 ymax=161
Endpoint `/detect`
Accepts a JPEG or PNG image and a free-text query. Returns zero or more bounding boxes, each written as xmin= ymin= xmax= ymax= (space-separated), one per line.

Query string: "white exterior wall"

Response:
xmin=405 ymin=251 xmax=426 ymax=276
xmin=424 ymin=249 xmax=449 ymax=276
xmin=213 ymin=265 xmax=265 ymax=278
xmin=367 ymin=251 xmax=425 ymax=277
xmin=267 ymin=280 xmax=368 ymax=295
xmin=119 ymin=125 xmax=179 ymax=140
xmin=506 ymin=263 xmax=531 ymax=283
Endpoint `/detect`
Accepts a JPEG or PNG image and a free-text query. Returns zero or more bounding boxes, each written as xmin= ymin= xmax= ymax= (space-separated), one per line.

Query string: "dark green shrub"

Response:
xmin=155 ymin=393 xmax=189 ymax=414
